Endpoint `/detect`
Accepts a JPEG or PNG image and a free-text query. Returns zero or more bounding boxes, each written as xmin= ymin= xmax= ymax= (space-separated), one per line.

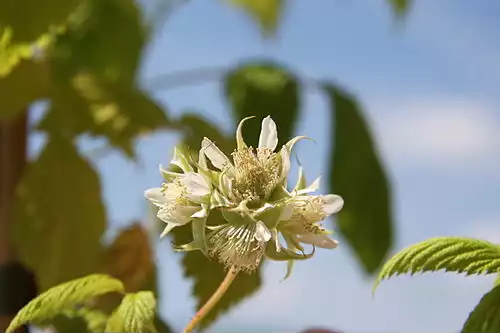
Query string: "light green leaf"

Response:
xmin=6 ymin=274 xmax=124 ymax=332
xmin=170 ymin=211 xmax=262 ymax=329
xmin=226 ymin=0 xmax=284 ymax=36
xmin=325 ymin=84 xmax=393 ymax=274
xmin=224 ymin=62 xmax=300 ymax=149
xmin=13 ymin=139 xmax=107 ymax=290
xmin=494 ymin=274 xmax=500 ymax=287
xmin=462 ymin=285 xmax=500 ymax=333
xmin=0 ymin=59 xmax=50 ymax=119
xmin=374 ymin=237 xmax=500 ymax=292
xmin=105 ymin=291 xmax=157 ymax=333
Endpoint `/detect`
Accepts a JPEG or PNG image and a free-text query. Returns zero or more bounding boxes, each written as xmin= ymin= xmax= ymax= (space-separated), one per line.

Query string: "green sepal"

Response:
xmin=282 ymin=260 xmax=295 ymax=281
xmin=235 ymin=116 xmax=255 ymax=150
xmin=255 ymin=203 xmax=287 ymax=229
xmin=293 ymin=166 xmax=307 ymax=192
xmin=171 ymin=146 xmax=194 ymax=173
xmin=265 ymin=242 xmax=315 ymax=261
xmin=192 ymin=217 xmax=208 ymax=254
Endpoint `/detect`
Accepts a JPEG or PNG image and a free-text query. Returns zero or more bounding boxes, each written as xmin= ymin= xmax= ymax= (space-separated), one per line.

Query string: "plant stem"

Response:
xmin=182 ymin=265 xmax=239 ymax=333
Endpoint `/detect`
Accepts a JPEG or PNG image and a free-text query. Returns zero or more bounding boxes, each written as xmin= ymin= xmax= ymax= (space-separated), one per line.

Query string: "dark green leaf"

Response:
xmin=0 ymin=59 xmax=49 ymax=119
xmin=226 ymin=0 xmax=285 ymax=36
xmin=224 ymin=61 xmax=300 ymax=148
xmin=13 ymin=139 xmax=107 ymax=290
xmin=324 ymin=84 xmax=393 ymax=274
xmin=0 ymin=0 xmax=82 ymax=42
xmin=462 ymin=285 xmax=500 ymax=333
xmin=50 ymin=308 xmax=109 ymax=333
xmin=7 ymin=274 xmax=123 ymax=332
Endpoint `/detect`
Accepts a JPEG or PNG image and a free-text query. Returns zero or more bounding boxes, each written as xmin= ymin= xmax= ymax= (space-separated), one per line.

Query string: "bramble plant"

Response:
xmin=6 ymin=116 xmax=344 ymax=333
xmin=374 ymin=237 xmax=500 ymax=332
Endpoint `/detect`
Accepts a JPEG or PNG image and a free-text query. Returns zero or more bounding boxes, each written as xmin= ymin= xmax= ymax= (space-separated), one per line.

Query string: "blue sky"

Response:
xmin=32 ymin=0 xmax=500 ymax=332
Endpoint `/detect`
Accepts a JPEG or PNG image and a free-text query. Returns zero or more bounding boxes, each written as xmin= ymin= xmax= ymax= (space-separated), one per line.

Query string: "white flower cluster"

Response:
xmin=145 ymin=116 xmax=344 ymax=274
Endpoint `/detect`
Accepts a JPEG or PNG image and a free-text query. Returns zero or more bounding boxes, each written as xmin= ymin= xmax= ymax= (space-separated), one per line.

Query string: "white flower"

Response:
xmin=145 ymin=149 xmax=212 ymax=238
xmin=201 ymin=116 xmax=296 ymax=204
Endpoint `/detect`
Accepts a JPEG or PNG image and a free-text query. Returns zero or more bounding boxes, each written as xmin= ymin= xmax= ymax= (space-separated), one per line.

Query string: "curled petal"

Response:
xmin=191 ymin=204 xmax=209 ymax=218
xmin=144 ymin=188 xmax=165 ymax=207
xmin=236 ymin=116 xmax=255 ymax=150
xmin=157 ymin=205 xmax=198 ymax=225
xmin=201 ymin=137 xmax=232 ymax=170
xmin=159 ymin=223 xmax=176 ymax=238
xmin=255 ymin=221 xmax=272 ymax=242
xmin=258 ymin=116 xmax=278 ymax=151
xmin=298 ymin=233 xmax=338 ymax=249
xmin=321 ymin=194 xmax=344 ymax=215
xmin=296 ymin=177 xmax=321 ymax=195
xmin=285 ymin=135 xmax=313 ymax=153
xmin=171 ymin=147 xmax=194 ymax=172
xmin=159 ymin=164 xmax=182 ymax=181
xmin=293 ymin=166 xmax=307 ymax=192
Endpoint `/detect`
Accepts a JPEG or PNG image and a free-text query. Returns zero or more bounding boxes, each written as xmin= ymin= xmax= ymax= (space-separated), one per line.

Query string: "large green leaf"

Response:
xmin=226 ymin=0 xmax=285 ymax=36
xmin=171 ymin=212 xmax=262 ymax=329
xmin=0 ymin=59 xmax=50 ymax=119
xmin=374 ymin=237 xmax=500 ymax=292
xmin=462 ymin=285 xmax=500 ymax=333
xmin=6 ymin=274 xmax=123 ymax=332
xmin=36 ymin=0 xmax=168 ymax=157
xmin=0 ymin=0 xmax=82 ymax=43
xmin=13 ymin=139 xmax=107 ymax=290
xmin=105 ymin=291 xmax=157 ymax=333
xmin=224 ymin=62 xmax=300 ymax=148
xmin=325 ymin=84 xmax=393 ymax=274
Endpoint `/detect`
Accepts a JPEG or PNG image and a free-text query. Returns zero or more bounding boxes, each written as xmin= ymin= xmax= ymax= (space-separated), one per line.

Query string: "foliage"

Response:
xmin=376 ymin=237 xmax=500 ymax=331
xmin=105 ymin=291 xmax=157 ymax=332
xmin=6 ymin=274 xmax=124 ymax=332
xmin=1 ymin=0 xmax=409 ymax=331
xmin=325 ymin=84 xmax=393 ymax=274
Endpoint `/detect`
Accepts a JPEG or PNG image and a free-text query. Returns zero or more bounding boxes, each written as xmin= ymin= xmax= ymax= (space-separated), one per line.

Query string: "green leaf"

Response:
xmin=462 ymin=285 xmax=500 ymax=333
xmin=13 ymin=139 xmax=107 ymax=290
xmin=324 ymin=84 xmax=393 ymax=274
xmin=387 ymin=0 xmax=411 ymax=18
xmin=224 ymin=62 xmax=300 ymax=148
xmin=49 ymin=308 xmax=109 ymax=333
xmin=105 ymin=291 xmax=157 ymax=333
xmin=374 ymin=237 xmax=500 ymax=292
xmin=0 ymin=0 xmax=81 ymax=43
xmin=6 ymin=274 xmax=124 ymax=332
xmin=0 ymin=59 xmax=50 ymax=119
xmin=171 ymin=212 xmax=262 ymax=329
xmin=226 ymin=0 xmax=285 ymax=36
xmin=494 ymin=274 xmax=500 ymax=287
xmin=104 ymin=224 xmax=154 ymax=292
xmin=36 ymin=0 xmax=168 ymax=157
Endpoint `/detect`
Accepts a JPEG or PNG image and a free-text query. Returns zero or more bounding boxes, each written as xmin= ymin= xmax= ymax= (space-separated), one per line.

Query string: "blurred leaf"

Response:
xmin=171 ymin=211 xmax=262 ymax=329
xmin=387 ymin=0 xmax=411 ymax=18
xmin=462 ymin=285 xmax=500 ymax=332
xmin=374 ymin=237 xmax=500 ymax=292
xmin=50 ymin=308 xmax=109 ymax=333
xmin=105 ymin=291 xmax=157 ymax=333
xmin=177 ymin=112 xmax=235 ymax=153
xmin=224 ymin=61 xmax=299 ymax=148
xmin=324 ymin=84 xmax=393 ymax=274
xmin=36 ymin=0 xmax=168 ymax=157
xmin=105 ymin=224 xmax=154 ymax=292
xmin=6 ymin=274 xmax=123 ymax=332
xmin=226 ymin=0 xmax=284 ymax=36
xmin=39 ymin=72 xmax=170 ymax=157
xmin=0 ymin=59 xmax=49 ymax=119
xmin=13 ymin=139 xmax=107 ymax=290
xmin=0 ymin=0 xmax=81 ymax=42
xmin=495 ymin=274 xmax=500 ymax=287
xmin=154 ymin=316 xmax=173 ymax=333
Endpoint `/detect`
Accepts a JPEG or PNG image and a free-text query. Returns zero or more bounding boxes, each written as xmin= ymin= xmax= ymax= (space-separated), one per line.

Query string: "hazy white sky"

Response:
xmin=31 ymin=1 xmax=500 ymax=332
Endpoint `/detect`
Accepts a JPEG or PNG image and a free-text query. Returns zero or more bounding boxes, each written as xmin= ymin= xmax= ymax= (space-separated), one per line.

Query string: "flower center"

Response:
xmin=229 ymin=147 xmax=280 ymax=204
xmin=208 ymin=223 xmax=266 ymax=272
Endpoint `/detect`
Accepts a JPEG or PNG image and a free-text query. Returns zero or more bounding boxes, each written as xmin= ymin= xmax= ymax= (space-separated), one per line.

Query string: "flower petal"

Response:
xmin=160 ymin=223 xmax=176 ymax=239
xmin=181 ymin=172 xmax=211 ymax=201
xmin=258 ymin=116 xmax=278 ymax=151
xmin=255 ymin=221 xmax=272 ymax=242
xmin=321 ymin=194 xmax=344 ymax=215
xmin=236 ymin=116 xmax=255 ymax=150
xmin=298 ymin=234 xmax=338 ymax=249
xmin=144 ymin=188 xmax=165 ymax=207
xmin=191 ymin=205 xmax=209 ymax=218
xmin=296 ymin=177 xmax=321 ymax=195
xmin=201 ymin=137 xmax=232 ymax=170
xmin=171 ymin=147 xmax=194 ymax=172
